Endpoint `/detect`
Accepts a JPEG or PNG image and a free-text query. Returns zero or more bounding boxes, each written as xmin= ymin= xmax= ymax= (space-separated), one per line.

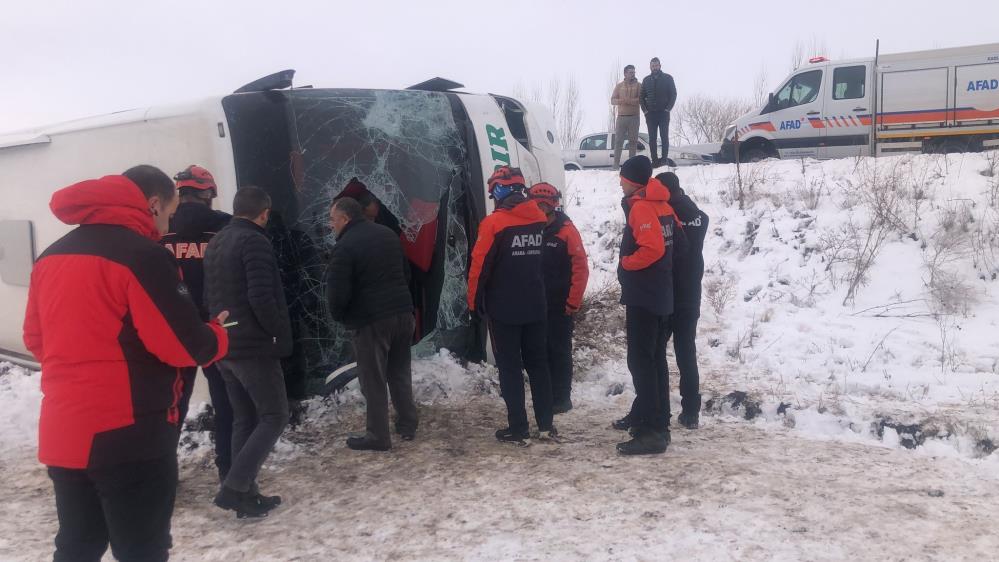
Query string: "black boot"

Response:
xmin=346 ymin=436 xmax=391 ymax=451
xmin=616 ymin=428 xmax=670 ymax=455
xmin=495 ymin=427 xmax=531 ymax=446
xmin=677 ymin=410 xmax=700 ymax=429
xmin=395 ymin=424 xmax=416 ymax=442
xmin=214 ymin=486 xmax=274 ymax=519
xmin=254 ymin=492 xmax=282 ymax=509
xmin=552 ymin=397 xmax=573 ymax=415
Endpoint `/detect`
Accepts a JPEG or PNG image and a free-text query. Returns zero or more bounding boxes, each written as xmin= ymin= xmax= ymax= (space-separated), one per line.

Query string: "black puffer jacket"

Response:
xmin=326 ymin=219 xmax=413 ymax=329
xmin=204 ymin=218 xmax=293 ymax=359
xmin=640 ymin=71 xmax=678 ymax=114
xmin=161 ymin=202 xmax=231 ymax=320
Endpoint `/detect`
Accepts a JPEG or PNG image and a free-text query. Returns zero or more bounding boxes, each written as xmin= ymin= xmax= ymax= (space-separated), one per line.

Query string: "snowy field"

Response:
xmin=3 ymin=152 xmax=999 ymax=560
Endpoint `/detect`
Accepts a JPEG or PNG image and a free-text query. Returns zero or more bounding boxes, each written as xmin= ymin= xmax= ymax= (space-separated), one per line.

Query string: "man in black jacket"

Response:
xmin=658 ymin=172 xmax=709 ymax=429
xmin=204 ymin=186 xmax=292 ymax=518
xmin=640 ymin=57 xmax=678 ymax=167
xmin=160 ymin=165 xmax=234 ymax=481
xmin=327 ymin=197 xmax=417 ymax=451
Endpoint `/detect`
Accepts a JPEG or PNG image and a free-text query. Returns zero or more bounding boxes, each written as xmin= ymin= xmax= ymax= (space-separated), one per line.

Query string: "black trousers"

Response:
xmin=546 ymin=310 xmax=575 ymax=404
xmin=626 ymin=305 xmax=670 ymax=432
xmin=177 ymin=364 xmax=233 ymax=480
xmin=352 ymin=313 xmax=419 ymax=445
xmin=490 ymin=319 xmax=554 ymax=433
xmin=667 ymin=308 xmax=701 ymax=413
xmin=47 ymin=455 xmax=178 ymax=562
xmin=645 ymin=110 xmax=671 ymax=161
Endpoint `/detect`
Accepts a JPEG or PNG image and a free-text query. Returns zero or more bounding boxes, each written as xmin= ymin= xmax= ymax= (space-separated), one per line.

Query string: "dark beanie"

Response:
xmin=620 ymin=155 xmax=653 ymax=186
xmin=657 ymin=172 xmax=681 ymax=194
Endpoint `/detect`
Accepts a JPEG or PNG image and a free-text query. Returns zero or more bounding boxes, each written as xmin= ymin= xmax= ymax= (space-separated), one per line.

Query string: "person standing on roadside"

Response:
xmin=611 ymin=64 xmax=642 ymax=170
xmin=640 ymin=57 xmax=678 ymax=167
xmin=613 ymin=156 xmax=681 ymax=455
xmin=204 ymin=186 xmax=291 ymax=519
xmin=160 ymin=165 xmax=234 ymax=481
xmin=468 ymin=166 xmax=556 ymax=446
xmin=527 ymin=182 xmax=589 ymax=415
xmin=24 ymin=165 xmax=229 ymax=561
xmin=327 ymin=196 xmax=418 ymax=451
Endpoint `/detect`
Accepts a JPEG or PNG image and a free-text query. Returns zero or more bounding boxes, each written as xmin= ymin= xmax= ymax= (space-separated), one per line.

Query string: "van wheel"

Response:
xmin=740 ymin=148 xmax=768 ymax=163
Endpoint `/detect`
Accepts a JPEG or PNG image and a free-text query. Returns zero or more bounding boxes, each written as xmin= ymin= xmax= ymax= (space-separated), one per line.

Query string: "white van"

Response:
xmin=719 ymin=42 xmax=999 ymax=162
xmin=0 ymin=71 xmax=565 ymax=389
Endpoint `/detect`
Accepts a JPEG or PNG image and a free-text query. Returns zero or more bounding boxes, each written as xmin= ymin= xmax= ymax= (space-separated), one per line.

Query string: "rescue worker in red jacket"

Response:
xmin=468 ymin=166 xmax=556 ymax=445
xmin=159 ymin=165 xmax=234 ymax=481
xmin=527 ymin=182 xmax=589 ymax=414
xmin=612 ymin=155 xmax=682 ymax=455
xmin=23 ymin=165 xmax=229 ymax=561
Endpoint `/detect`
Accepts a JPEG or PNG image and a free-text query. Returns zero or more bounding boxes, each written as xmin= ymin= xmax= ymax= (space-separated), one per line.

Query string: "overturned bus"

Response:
xmin=0 ymin=70 xmax=565 ymax=393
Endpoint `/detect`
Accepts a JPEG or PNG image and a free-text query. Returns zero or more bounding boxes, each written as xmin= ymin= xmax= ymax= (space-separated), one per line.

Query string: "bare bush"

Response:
xmin=983 ymin=150 xmax=999 ymax=208
xmin=752 ymin=65 xmax=770 ymax=109
xmin=724 ymin=161 xmax=775 ymax=210
xmin=788 ymin=36 xmax=829 ymax=72
xmin=795 ymin=177 xmax=824 ymax=210
xmin=821 ymin=159 xmax=910 ymax=305
xmin=671 ymin=94 xmax=754 ymax=146
xmin=971 ymin=208 xmax=999 ymax=280
xmin=924 ymin=204 xmax=977 ymax=316
xmin=704 ymin=261 xmax=739 ymax=316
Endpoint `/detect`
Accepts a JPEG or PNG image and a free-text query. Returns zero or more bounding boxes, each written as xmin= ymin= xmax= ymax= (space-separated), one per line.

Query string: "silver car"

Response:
xmin=562 ymin=132 xmax=717 ymax=170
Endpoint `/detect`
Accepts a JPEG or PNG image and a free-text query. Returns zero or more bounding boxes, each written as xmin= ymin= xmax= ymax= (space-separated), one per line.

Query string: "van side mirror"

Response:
xmin=765 ymin=93 xmax=776 ymax=113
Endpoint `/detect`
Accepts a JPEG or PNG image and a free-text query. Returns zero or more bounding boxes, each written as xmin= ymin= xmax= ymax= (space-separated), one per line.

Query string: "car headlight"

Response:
xmin=724 ymin=125 xmax=737 ymax=140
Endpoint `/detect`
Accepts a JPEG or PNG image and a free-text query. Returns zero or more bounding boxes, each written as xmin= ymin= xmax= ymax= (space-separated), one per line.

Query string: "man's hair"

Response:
xmin=651 ymin=57 xmax=660 ymax=64
xmin=332 ymin=197 xmax=365 ymax=222
xmin=233 ymin=185 xmax=272 ymax=218
xmin=122 ymin=165 xmax=175 ymax=201
xmin=624 ymin=64 xmax=635 ymax=72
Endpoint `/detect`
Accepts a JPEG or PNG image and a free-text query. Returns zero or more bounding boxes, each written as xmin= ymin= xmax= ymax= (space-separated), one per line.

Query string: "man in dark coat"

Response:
xmin=23 ymin=165 xmax=228 ymax=561
xmin=204 ymin=186 xmax=292 ymax=518
xmin=160 ymin=164 xmax=234 ymax=480
xmin=327 ymin=197 xmax=418 ymax=451
xmin=640 ymin=57 xmax=678 ymax=167
xmin=614 ymin=156 xmax=682 ymax=455
xmin=657 ymin=172 xmax=709 ymax=428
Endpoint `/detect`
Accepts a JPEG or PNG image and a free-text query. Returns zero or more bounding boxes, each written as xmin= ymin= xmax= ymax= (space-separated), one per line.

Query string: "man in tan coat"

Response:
xmin=611 ymin=64 xmax=641 ymax=169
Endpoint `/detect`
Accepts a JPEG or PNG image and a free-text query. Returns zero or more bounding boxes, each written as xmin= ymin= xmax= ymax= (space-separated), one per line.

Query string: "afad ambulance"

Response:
xmin=0 ymin=71 xmax=564 ymax=389
xmin=719 ymin=42 xmax=999 ymax=162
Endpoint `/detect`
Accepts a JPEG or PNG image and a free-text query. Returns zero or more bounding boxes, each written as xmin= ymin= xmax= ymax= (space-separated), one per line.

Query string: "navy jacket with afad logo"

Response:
xmin=618 ymin=177 xmax=684 ymax=316
xmin=160 ymin=202 xmax=231 ymax=320
xmin=22 ymin=176 xmax=228 ymax=469
xmin=541 ymin=210 xmax=589 ymax=314
xmin=467 ymin=193 xmax=548 ymax=325
xmin=666 ymin=186 xmax=709 ymax=311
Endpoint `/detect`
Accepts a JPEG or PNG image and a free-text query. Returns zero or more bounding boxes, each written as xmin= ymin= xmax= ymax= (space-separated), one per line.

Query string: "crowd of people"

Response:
xmin=22 ymin=149 xmax=706 ymax=559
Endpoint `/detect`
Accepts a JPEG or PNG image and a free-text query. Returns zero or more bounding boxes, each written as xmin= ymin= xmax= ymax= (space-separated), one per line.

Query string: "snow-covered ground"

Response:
xmin=3 ymin=152 xmax=999 ymax=560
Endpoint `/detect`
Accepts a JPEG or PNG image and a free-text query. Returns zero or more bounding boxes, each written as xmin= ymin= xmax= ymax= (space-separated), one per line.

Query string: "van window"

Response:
xmin=775 ymin=70 xmax=823 ymax=110
xmin=580 ymin=135 xmax=608 ymax=151
xmin=833 ymin=65 xmax=866 ymax=100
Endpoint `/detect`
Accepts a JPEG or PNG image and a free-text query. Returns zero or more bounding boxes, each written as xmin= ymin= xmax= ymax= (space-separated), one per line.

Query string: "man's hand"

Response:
xmin=565 ymin=304 xmax=579 ymax=316
xmin=215 ymin=311 xmax=230 ymax=326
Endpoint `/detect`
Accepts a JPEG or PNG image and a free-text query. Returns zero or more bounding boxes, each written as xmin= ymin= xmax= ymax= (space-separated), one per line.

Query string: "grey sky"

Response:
xmin=3 ymin=0 xmax=998 ymax=138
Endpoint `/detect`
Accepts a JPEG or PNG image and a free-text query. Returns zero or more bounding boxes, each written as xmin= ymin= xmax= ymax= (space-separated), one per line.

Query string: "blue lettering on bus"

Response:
xmin=967 ymin=79 xmax=999 ymax=92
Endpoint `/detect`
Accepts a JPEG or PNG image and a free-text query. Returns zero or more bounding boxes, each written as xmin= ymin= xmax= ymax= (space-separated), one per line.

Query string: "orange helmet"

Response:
xmin=174 ymin=165 xmax=217 ymax=196
xmin=527 ymin=182 xmax=560 ymax=209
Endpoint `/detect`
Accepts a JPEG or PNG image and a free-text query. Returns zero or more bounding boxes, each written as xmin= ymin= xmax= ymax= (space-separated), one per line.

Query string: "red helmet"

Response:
xmin=528 ymin=182 xmax=560 ymax=209
xmin=487 ymin=166 xmax=526 ymax=198
xmin=174 ymin=165 xmax=217 ymax=196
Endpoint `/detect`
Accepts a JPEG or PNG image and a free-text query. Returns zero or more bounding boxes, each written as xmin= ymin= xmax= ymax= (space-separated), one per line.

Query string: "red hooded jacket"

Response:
xmin=23 ymin=175 xmax=228 ymax=469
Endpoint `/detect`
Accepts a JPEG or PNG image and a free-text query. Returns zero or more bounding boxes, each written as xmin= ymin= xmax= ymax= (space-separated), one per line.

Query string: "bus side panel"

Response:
xmin=456 ymin=95 xmax=520 ymax=212
xmin=0 ymin=108 xmax=233 ymax=357
xmin=955 ymin=63 xmax=999 ymax=125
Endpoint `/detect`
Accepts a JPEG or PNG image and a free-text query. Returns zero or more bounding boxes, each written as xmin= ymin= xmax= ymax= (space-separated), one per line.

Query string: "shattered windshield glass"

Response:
xmin=281 ymin=89 xmax=474 ymax=388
